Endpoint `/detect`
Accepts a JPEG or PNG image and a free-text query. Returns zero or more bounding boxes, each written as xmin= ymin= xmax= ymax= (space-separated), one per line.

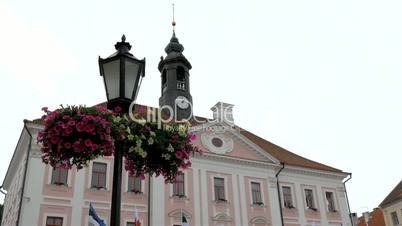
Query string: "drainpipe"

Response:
xmin=343 ymin=173 xmax=353 ymax=226
xmin=16 ymin=120 xmax=33 ymax=226
xmin=275 ymin=162 xmax=285 ymax=226
xmin=0 ymin=185 xmax=6 ymax=195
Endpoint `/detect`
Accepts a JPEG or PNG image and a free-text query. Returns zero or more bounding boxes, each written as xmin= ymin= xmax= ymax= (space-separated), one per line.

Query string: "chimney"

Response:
xmin=211 ymin=102 xmax=234 ymax=125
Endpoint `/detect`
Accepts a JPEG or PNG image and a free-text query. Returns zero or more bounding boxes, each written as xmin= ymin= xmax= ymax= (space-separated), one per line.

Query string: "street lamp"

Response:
xmin=99 ymin=35 xmax=145 ymax=226
xmin=99 ymin=35 xmax=145 ymax=111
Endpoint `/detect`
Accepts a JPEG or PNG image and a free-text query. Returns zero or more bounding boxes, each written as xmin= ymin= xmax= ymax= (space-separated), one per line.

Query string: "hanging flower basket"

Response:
xmin=37 ymin=106 xmax=115 ymax=169
xmin=37 ymin=105 xmax=201 ymax=182
xmin=113 ymin=114 xmax=199 ymax=182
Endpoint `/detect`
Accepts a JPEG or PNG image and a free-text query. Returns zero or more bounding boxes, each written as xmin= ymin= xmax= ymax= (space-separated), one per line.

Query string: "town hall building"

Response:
xmin=1 ymin=30 xmax=353 ymax=226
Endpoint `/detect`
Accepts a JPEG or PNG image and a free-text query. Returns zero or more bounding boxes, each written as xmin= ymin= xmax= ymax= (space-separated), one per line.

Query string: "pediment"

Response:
xmin=250 ymin=216 xmax=270 ymax=225
xmin=212 ymin=212 xmax=232 ymax=222
xmin=191 ymin=121 xmax=279 ymax=164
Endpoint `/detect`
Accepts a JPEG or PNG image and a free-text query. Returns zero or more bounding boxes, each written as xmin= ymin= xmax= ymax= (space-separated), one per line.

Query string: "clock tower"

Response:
xmin=158 ymin=31 xmax=193 ymax=121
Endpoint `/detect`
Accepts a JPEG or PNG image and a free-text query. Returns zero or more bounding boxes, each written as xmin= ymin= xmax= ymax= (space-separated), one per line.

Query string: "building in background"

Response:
xmin=357 ymin=208 xmax=385 ymax=226
xmin=1 ymin=31 xmax=353 ymax=226
xmin=380 ymin=180 xmax=402 ymax=226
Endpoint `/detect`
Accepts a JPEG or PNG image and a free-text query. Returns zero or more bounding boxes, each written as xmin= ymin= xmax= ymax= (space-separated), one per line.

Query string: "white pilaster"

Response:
xmin=238 ymin=174 xmax=248 ymax=226
xmin=192 ymin=168 xmax=201 ymax=226
xmin=150 ymin=176 xmax=165 ymax=226
xmin=231 ymin=174 xmax=241 ymax=226
xmin=200 ymin=169 xmax=209 ymax=226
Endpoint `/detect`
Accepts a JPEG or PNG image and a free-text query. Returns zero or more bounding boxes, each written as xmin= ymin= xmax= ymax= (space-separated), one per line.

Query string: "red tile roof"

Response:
xmin=380 ymin=179 xmax=402 ymax=208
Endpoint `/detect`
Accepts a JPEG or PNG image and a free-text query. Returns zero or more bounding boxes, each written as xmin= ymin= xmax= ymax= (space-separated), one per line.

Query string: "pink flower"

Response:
xmin=64 ymin=142 xmax=71 ymax=149
xmin=106 ymin=127 xmax=111 ymax=134
xmin=175 ymin=151 xmax=183 ymax=160
xmin=95 ymin=105 xmax=108 ymax=113
xmin=84 ymin=139 xmax=92 ymax=147
xmin=67 ymin=120 xmax=76 ymax=126
xmin=187 ymin=132 xmax=196 ymax=141
xmin=114 ymin=106 xmax=122 ymax=114
xmin=138 ymin=106 xmax=146 ymax=114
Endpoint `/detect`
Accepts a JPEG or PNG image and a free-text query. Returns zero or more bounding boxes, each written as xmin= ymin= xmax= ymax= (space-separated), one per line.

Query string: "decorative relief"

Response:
xmin=212 ymin=212 xmax=232 ymax=222
xmin=201 ymin=132 xmax=233 ymax=154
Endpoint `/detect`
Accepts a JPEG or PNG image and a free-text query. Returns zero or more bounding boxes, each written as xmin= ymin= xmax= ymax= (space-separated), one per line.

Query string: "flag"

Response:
xmin=133 ymin=210 xmax=141 ymax=226
xmin=88 ymin=203 xmax=106 ymax=226
xmin=181 ymin=211 xmax=189 ymax=226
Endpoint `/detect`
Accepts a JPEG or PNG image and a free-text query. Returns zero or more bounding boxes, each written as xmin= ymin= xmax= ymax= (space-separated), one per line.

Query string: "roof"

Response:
xmin=31 ymin=103 xmax=345 ymax=174
xmin=240 ymin=128 xmax=343 ymax=173
xmin=380 ymin=179 xmax=402 ymax=207
xmin=357 ymin=208 xmax=385 ymax=226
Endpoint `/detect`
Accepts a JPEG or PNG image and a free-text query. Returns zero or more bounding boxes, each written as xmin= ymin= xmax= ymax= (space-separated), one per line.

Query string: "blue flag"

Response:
xmin=88 ymin=203 xmax=106 ymax=226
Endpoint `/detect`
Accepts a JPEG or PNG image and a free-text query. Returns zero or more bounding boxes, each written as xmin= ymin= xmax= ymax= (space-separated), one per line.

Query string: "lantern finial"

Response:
xmin=114 ymin=35 xmax=132 ymax=56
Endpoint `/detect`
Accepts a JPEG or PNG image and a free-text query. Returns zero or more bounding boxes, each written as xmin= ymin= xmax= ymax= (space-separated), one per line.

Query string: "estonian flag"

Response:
xmin=88 ymin=203 xmax=106 ymax=226
xmin=182 ymin=212 xmax=189 ymax=226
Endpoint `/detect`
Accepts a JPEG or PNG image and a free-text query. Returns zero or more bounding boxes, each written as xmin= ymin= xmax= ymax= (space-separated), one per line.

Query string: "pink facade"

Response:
xmin=1 ymin=120 xmax=351 ymax=226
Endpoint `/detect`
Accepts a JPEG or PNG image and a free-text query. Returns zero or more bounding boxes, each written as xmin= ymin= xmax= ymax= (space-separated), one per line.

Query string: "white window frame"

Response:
xmin=323 ymin=189 xmax=338 ymax=212
xmin=42 ymin=213 xmax=67 ymax=226
xmin=249 ymin=180 xmax=265 ymax=206
xmin=391 ymin=211 xmax=399 ymax=225
xmin=125 ymin=171 xmax=145 ymax=193
xmin=47 ymin=166 xmax=72 ymax=187
xmin=302 ymin=186 xmax=318 ymax=211
xmin=88 ymin=160 xmax=111 ymax=190
xmin=170 ymin=172 xmax=188 ymax=197
xmin=279 ymin=183 xmax=296 ymax=209
xmin=211 ymin=175 xmax=228 ymax=202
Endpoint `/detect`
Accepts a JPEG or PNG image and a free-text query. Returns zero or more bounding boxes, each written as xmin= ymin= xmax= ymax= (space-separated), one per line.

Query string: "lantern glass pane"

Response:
xmin=124 ymin=60 xmax=140 ymax=100
xmin=102 ymin=60 xmax=120 ymax=100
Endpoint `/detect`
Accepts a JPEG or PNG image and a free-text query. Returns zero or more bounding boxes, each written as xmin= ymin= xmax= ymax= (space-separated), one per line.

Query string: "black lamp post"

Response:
xmin=99 ymin=35 xmax=145 ymax=226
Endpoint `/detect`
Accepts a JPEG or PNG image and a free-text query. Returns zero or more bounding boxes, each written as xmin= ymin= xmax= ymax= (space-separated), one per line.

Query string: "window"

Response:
xmin=325 ymin=192 xmax=336 ymax=212
xmin=91 ymin=162 xmax=107 ymax=189
xmin=128 ymin=175 xmax=141 ymax=193
xmin=51 ymin=167 xmax=68 ymax=186
xmin=304 ymin=189 xmax=316 ymax=210
xmin=46 ymin=216 xmax=63 ymax=226
xmin=214 ymin=177 xmax=226 ymax=201
xmin=282 ymin=186 xmax=294 ymax=208
xmin=177 ymin=66 xmax=185 ymax=81
xmin=177 ymin=82 xmax=186 ymax=90
xmin=162 ymin=69 xmax=167 ymax=93
xmin=391 ymin=211 xmax=399 ymax=225
xmin=173 ymin=173 xmax=185 ymax=197
xmin=251 ymin=182 xmax=263 ymax=205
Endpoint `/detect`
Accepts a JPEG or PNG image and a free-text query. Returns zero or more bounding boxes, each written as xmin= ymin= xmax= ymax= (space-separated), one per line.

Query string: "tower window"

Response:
xmin=177 ymin=66 xmax=185 ymax=81
xmin=162 ymin=70 xmax=167 ymax=93
xmin=177 ymin=82 xmax=186 ymax=90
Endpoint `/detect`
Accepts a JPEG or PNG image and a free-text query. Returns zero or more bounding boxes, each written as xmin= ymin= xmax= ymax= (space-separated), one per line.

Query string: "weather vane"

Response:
xmin=172 ymin=3 xmax=176 ymax=31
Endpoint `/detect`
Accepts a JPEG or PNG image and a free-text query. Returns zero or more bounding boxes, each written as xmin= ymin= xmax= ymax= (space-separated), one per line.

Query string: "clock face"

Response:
xmin=175 ymin=96 xmax=190 ymax=109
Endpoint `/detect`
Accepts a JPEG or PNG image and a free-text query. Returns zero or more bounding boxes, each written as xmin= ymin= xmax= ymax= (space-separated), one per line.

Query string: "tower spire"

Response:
xmin=172 ymin=3 xmax=176 ymax=31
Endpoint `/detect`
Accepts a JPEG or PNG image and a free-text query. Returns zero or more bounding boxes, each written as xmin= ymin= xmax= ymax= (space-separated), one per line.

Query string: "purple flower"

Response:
xmin=41 ymin=107 xmax=49 ymax=112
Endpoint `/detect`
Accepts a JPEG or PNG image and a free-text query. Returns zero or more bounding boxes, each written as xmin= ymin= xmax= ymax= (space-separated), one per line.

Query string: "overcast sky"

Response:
xmin=1 ymin=0 xmax=401 ymax=214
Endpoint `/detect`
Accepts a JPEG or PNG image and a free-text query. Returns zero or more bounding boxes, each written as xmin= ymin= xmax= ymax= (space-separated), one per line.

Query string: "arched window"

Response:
xmin=176 ymin=66 xmax=186 ymax=90
xmin=177 ymin=66 xmax=185 ymax=81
